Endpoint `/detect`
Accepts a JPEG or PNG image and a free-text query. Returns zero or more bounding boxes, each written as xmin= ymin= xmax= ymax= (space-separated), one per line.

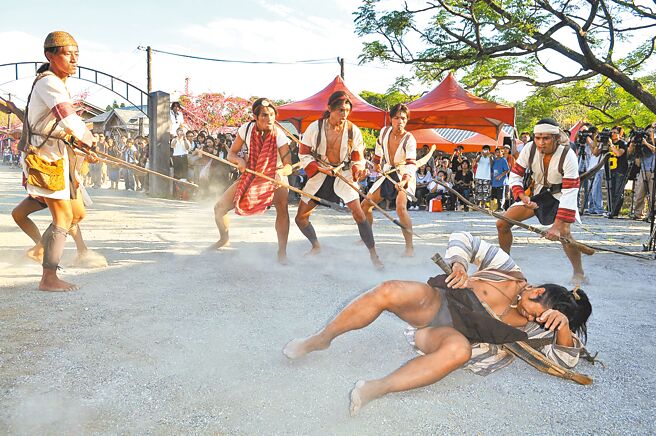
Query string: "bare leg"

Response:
xmin=283 ymin=280 xmax=440 ymax=359
xmin=70 ymin=195 xmax=88 ymax=253
xmin=295 ymin=199 xmax=321 ymax=254
xmin=560 ymin=230 xmax=586 ymax=284
xmin=347 ymin=199 xmax=383 ymax=269
xmin=209 ymin=181 xmax=237 ymax=250
xmin=12 ymin=197 xmax=46 ymax=243
xmin=496 ymin=205 xmax=535 ymax=253
xmin=40 ymin=198 xmax=78 ymax=292
xmin=349 ymin=327 xmax=471 ymax=416
xmin=395 ymin=191 xmax=413 ymax=257
xmin=12 ymin=197 xmax=47 ymax=262
xmin=361 ymin=189 xmax=382 ymax=225
xmin=272 ymin=186 xmax=290 ymax=264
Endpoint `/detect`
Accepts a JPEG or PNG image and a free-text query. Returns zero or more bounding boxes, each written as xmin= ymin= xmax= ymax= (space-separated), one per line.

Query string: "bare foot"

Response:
xmin=282 ymin=335 xmax=330 ymax=360
xmin=370 ymin=254 xmax=384 ymax=270
xmin=402 ymin=248 xmax=414 ymax=257
xmin=350 ymin=380 xmax=385 ymax=416
xmin=570 ymin=273 xmax=589 ymax=286
xmin=207 ymin=238 xmax=230 ymax=250
xmin=277 ymin=252 xmax=289 ymax=265
xmin=39 ymin=276 xmax=79 ymax=292
xmin=306 ymin=245 xmax=321 ymax=256
xmin=26 ymin=244 xmax=44 ymax=263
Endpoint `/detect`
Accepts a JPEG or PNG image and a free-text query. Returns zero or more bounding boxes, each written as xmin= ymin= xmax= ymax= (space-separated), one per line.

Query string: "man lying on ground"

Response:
xmin=283 ymin=231 xmax=592 ymax=416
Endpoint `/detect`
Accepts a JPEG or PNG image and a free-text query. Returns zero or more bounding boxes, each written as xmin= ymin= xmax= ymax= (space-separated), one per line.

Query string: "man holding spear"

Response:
xmin=296 ymin=91 xmax=384 ymax=269
xmin=363 ymin=103 xmax=417 ymax=257
xmin=19 ymin=31 xmax=99 ymax=291
xmin=208 ymin=98 xmax=292 ymax=264
xmin=497 ymin=118 xmax=586 ymax=284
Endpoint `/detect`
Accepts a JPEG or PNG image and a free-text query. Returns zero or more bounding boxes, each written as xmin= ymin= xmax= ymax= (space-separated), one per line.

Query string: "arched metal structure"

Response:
xmin=0 ymin=62 xmax=148 ymax=116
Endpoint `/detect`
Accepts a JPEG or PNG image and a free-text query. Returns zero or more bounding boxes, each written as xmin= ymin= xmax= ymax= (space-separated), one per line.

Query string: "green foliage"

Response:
xmin=354 ymin=0 xmax=656 ymax=113
xmin=515 ymin=74 xmax=656 ymax=132
xmin=359 ymin=89 xmax=418 ymax=111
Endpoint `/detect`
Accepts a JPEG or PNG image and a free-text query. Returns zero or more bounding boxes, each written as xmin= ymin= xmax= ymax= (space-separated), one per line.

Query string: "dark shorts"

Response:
xmin=313 ymin=175 xmax=342 ymax=206
xmin=531 ymin=188 xmax=559 ymax=225
xmin=380 ymin=172 xmax=401 ymax=201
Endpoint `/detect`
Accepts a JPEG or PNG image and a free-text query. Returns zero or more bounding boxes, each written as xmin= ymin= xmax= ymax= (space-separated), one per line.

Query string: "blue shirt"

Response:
xmin=491 ymin=157 xmax=509 ymax=187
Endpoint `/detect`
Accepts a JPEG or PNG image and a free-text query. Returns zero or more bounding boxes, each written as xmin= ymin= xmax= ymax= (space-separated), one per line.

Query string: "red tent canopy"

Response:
xmin=406 ymin=73 xmax=515 ymax=139
xmin=277 ymin=76 xmax=387 ymax=131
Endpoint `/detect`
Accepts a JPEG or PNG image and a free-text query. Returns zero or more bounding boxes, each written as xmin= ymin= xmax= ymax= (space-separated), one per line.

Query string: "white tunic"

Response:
xmin=299 ymin=120 xmax=366 ymax=204
xmin=24 ymin=71 xmax=94 ymax=200
xmin=374 ymin=126 xmax=418 ymax=196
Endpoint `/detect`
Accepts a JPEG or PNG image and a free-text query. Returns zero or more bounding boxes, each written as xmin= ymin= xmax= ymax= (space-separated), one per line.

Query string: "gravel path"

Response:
xmin=1 ymin=166 xmax=654 ymax=435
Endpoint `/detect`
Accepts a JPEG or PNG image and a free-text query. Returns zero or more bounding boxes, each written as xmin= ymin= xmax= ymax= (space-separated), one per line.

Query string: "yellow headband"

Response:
xmin=571 ymin=286 xmax=581 ymax=301
xmin=44 ymin=31 xmax=78 ymax=49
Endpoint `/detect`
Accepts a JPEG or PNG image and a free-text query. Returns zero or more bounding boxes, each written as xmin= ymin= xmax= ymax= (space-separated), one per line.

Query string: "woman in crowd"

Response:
xmin=106 ymin=137 xmax=121 ymax=190
xmin=454 ymin=160 xmax=474 ymax=211
xmin=413 ymin=164 xmax=433 ymax=209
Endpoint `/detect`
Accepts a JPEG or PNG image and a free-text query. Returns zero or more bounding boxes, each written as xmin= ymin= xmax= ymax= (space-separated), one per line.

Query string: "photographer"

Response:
xmin=577 ymin=125 xmax=605 ymax=215
xmin=629 ymin=123 xmax=656 ymax=221
xmin=604 ymin=126 xmax=628 ymax=218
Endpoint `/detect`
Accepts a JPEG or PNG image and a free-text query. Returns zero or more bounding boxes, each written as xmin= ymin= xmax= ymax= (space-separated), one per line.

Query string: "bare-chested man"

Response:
xmin=284 ymin=231 xmax=592 ymax=415
xmin=296 ymin=91 xmax=383 ymax=269
xmin=362 ymin=103 xmax=417 ymax=256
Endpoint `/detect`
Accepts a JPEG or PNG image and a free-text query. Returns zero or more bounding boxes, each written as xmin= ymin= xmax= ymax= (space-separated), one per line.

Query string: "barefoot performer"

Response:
xmin=19 ymin=31 xmax=98 ymax=291
xmin=296 ymin=91 xmax=383 ymax=269
xmin=363 ymin=103 xmax=417 ymax=256
xmin=284 ymin=231 xmax=592 ymax=416
xmin=497 ymin=118 xmax=586 ymax=284
xmin=209 ymin=98 xmax=292 ymax=263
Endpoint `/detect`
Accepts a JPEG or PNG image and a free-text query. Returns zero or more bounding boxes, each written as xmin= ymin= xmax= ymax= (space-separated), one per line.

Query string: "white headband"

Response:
xmin=533 ymin=124 xmax=560 ymax=134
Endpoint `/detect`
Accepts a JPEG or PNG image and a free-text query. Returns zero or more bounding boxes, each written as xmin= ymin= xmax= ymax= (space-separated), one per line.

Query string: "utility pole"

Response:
xmin=337 ymin=57 xmax=345 ymax=79
xmin=147 ymin=46 xmax=152 ymax=93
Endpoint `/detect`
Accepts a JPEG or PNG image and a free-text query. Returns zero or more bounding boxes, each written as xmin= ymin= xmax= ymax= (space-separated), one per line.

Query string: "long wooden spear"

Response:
xmin=434 ymin=179 xmax=596 ymax=255
xmin=274 ymin=120 xmax=422 ymax=236
xmin=197 ymin=150 xmax=348 ymax=213
xmin=93 ymin=149 xmax=198 ymax=189
xmin=368 ymin=145 xmax=437 ymax=197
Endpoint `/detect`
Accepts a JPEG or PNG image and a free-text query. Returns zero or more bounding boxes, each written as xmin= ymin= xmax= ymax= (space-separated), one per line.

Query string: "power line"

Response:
xmin=137 ymin=46 xmax=336 ymax=65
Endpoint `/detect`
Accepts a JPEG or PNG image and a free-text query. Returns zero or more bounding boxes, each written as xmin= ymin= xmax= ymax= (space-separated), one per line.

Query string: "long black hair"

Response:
xmin=531 ymin=284 xmax=592 ymax=343
xmin=37 ymin=47 xmax=59 ymax=74
xmin=323 ymin=91 xmax=352 ymax=119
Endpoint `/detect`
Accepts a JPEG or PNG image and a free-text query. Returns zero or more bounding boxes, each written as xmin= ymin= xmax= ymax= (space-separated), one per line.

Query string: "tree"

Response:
xmin=179 ymin=93 xmax=252 ymax=133
xmin=515 ymin=73 xmax=656 ymax=131
xmin=355 ymin=0 xmax=656 ymax=114
xmin=358 ymin=89 xmax=420 ymax=149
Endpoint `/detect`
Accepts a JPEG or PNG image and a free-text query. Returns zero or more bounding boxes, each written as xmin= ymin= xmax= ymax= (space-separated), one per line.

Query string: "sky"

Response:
xmin=1 ymin=0 xmax=444 ymax=109
xmin=1 ymin=0 xmax=649 ymax=112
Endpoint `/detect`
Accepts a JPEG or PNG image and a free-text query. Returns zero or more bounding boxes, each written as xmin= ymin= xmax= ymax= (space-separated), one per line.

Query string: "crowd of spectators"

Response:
xmin=572 ymin=121 xmax=655 ymax=220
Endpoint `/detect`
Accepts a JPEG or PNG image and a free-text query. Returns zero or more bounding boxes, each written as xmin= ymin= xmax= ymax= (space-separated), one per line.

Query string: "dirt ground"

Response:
xmin=1 ymin=165 xmax=655 ymax=435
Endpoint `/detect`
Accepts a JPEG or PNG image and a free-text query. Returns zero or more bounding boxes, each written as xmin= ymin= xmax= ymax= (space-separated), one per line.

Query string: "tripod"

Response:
xmin=642 ymin=157 xmax=656 ymax=252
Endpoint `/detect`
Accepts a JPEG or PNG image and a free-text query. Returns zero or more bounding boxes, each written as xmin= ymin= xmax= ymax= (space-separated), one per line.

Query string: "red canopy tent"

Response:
xmin=277 ymin=75 xmax=387 ymax=131
xmin=406 ymin=73 xmax=515 ymax=139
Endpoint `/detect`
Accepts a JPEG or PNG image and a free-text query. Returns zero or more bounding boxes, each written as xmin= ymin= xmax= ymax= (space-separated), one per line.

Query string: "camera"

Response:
xmin=597 ymin=128 xmax=612 ymax=152
xmin=631 ymin=129 xmax=647 ymax=144
xmin=577 ymin=131 xmax=593 ymax=144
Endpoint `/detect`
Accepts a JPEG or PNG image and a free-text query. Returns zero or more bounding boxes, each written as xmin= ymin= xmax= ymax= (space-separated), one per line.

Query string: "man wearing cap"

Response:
xmin=21 ymin=31 xmax=97 ymax=291
xmin=209 ymin=98 xmax=292 ymax=264
xmin=496 ymin=118 xmax=585 ymax=285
